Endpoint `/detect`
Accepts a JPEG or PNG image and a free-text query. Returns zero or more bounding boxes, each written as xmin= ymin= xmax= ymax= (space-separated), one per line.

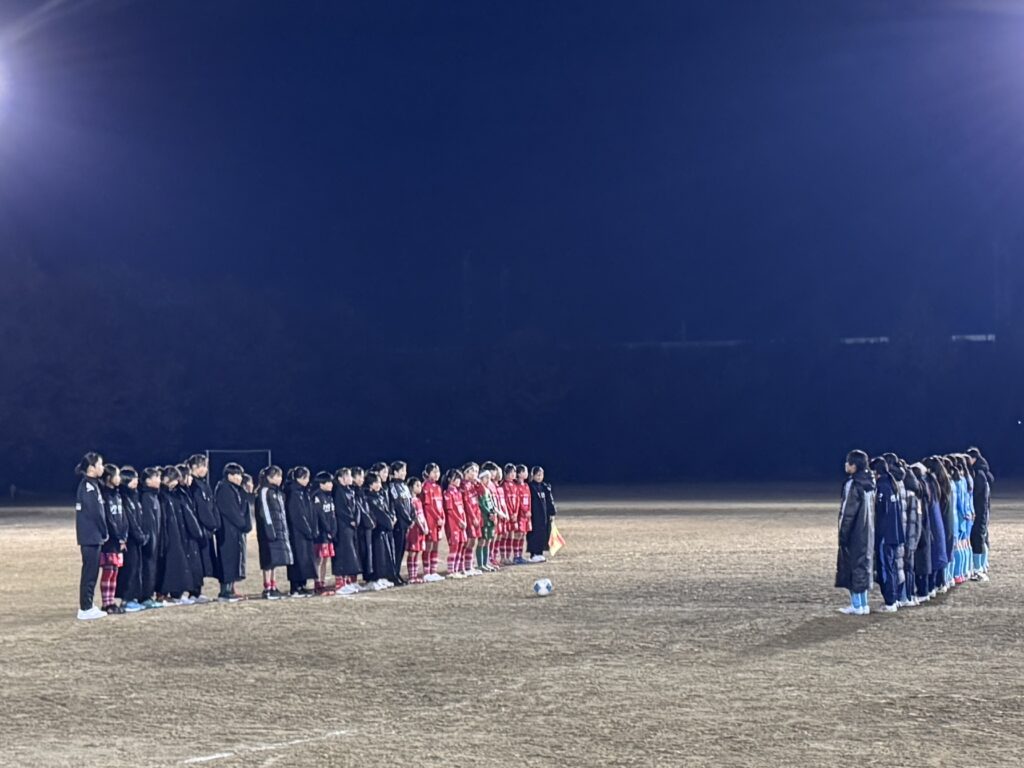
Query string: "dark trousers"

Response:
xmin=79 ymin=545 xmax=101 ymax=610
xmin=877 ymin=543 xmax=901 ymax=606
xmin=141 ymin=539 xmax=158 ymax=599
xmin=392 ymin=525 xmax=408 ymax=579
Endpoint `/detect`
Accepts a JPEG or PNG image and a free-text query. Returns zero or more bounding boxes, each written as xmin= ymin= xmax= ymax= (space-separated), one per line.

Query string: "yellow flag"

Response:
xmin=548 ymin=522 xmax=565 ymax=556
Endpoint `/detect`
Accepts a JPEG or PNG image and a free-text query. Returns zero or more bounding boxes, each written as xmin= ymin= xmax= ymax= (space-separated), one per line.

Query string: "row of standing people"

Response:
xmin=835 ymin=447 xmax=993 ymax=616
xmin=73 ymin=453 xmax=558 ymax=619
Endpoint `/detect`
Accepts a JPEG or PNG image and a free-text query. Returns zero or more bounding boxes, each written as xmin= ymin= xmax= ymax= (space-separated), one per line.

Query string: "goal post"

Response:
xmin=205 ymin=449 xmax=273 ymax=481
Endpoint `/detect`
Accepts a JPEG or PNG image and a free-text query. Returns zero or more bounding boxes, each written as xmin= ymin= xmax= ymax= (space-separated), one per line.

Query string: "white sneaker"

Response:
xmin=898 ymin=600 xmax=912 ymax=608
xmin=880 ymin=604 xmax=898 ymax=613
xmin=929 ymin=589 xmax=938 ymax=599
xmin=856 ymin=606 xmax=871 ymax=616
xmin=978 ymin=572 xmax=990 ymax=582
xmin=838 ymin=605 xmax=858 ymax=615
xmin=449 ymin=572 xmax=467 ymax=579
xmin=77 ymin=607 xmax=106 ymax=621
xmin=529 ymin=555 xmax=546 ymax=563
xmin=194 ymin=595 xmax=212 ymax=604
xmin=939 ymin=585 xmax=949 ymax=594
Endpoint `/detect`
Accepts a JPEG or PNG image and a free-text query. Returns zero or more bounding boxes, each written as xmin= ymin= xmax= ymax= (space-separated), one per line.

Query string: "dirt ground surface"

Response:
xmin=2 ymin=484 xmax=1023 ymax=767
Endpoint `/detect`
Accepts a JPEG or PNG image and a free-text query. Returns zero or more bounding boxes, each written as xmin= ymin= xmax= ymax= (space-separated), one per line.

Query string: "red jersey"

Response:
xmin=502 ymin=478 xmax=520 ymax=519
xmin=406 ymin=497 xmax=428 ymax=552
xmin=443 ymin=486 xmax=467 ymax=536
xmin=462 ymin=479 xmax=483 ymax=528
xmin=421 ymin=480 xmax=445 ymax=533
xmin=517 ymin=480 xmax=532 ymax=531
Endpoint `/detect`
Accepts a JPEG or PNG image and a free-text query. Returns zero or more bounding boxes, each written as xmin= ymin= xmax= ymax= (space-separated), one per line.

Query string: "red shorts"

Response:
xmin=518 ymin=513 xmax=532 ymax=533
xmin=315 ymin=543 xmax=335 ymax=558
xmin=426 ymin=523 xmax=443 ymax=543
xmin=466 ymin=523 xmax=482 ymax=539
xmin=405 ymin=526 xmax=425 ymax=553
xmin=447 ymin=531 xmax=466 ymax=550
xmin=100 ymin=552 xmax=123 ymax=568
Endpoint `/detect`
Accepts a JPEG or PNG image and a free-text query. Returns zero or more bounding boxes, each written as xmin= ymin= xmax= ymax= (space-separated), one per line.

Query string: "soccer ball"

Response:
xmin=533 ymin=578 xmax=553 ymax=597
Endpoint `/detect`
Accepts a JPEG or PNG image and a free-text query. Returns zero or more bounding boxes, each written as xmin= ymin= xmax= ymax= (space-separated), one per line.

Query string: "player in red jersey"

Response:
xmin=420 ymin=463 xmax=445 ymax=582
xmin=514 ymin=464 xmax=532 ymax=564
xmin=460 ymin=463 xmax=483 ymax=575
xmin=443 ymin=469 xmax=467 ymax=578
xmin=501 ymin=463 xmax=521 ymax=564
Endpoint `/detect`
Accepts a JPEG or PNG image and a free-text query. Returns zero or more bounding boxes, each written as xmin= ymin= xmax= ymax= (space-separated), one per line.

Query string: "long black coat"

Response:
xmin=354 ymin=486 xmax=375 ymax=578
xmin=215 ymin=479 xmax=252 ymax=583
xmin=139 ymin=487 xmax=163 ymax=598
xmin=255 ymin=483 xmax=293 ymax=570
xmin=368 ymin=488 xmax=396 ymax=579
xmin=527 ymin=481 xmax=556 ymax=556
xmin=286 ymin=482 xmax=318 ymax=584
xmin=175 ymin=486 xmax=206 ymax=588
xmin=970 ymin=457 xmax=993 ymax=555
xmin=191 ymin=476 xmax=221 ymax=580
xmin=835 ymin=470 xmax=876 ymax=593
xmin=115 ymin=487 xmax=149 ymax=601
xmin=331 ymin=485 xmax=361 ymax=577
xmin=158 ymin=489 xmax=195 ymax=596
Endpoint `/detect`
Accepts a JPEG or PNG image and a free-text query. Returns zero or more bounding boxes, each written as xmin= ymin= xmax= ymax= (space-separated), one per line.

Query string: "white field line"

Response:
xmin=181 ymin=730 xmax=348 ymax=765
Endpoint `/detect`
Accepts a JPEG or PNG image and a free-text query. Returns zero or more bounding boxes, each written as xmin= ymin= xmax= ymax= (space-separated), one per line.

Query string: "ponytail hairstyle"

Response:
xmin=530 ymin=465 xmax=545 ymax=480
xmin=161 ymin=465 xmax=181 ymax=486
xmin=887 ymin=461 xmax=905 ymax=483
xmin=103 ymin=463 xmax=121 ymax=486
xmin=242 ymin=473 xmax=254 ymax=489
xmin=407 ymin=476 xmax=423 ymax=494
xmin=462 ymin=462 xmax=479 ymax=473
xmin=259 ymin=465 xmax=283 ymax=485
xmin=922 ymin=456 xmax=952 ymax=509
xmin=365 ymin=471 xmax=381 ymax=489
xmin=223 ymin=462 xmax=245 ymax=479
xmin=481 ymin=461 xmax=499 ymax=474
xmin=334 ymin=467 xmax=352 ymax=483
xmin=899 ymin=459 xmax=919 ymax=495
xmin=351 ymin=466 xmax=365 ymax=480
xmin=390 ymin=460 xmax=407 ymax=474
xmin=315 ymin=471 xmax=333 ymax=486
xmin=187 ymin=453 xmax=208 ymax=470
xmin=120 ymin=465 xmax=138 ymax=485
xmin=370 ymin=462 xmax=388 ymax=474
xmin=75 ymin=451 xmax=104 ymax=477
xmin=515 ymin=464 xmax=528 ymax=477
xmin=142 ymin=466 xmax=162 ymax=484
xmin=287 ymin=466 xmax=311 ymax=484
xmin=176 ymin=463 xmax=191 ymax=483
xmin=844 ymin=450 xmax=869 ymax=473
xmin=503 ymin=463 xmax=517 ymax=479
xmin=442 ymin=468 xmax=463 ymax=490
xmin=423 ymin=462 xmax=440 ymax=479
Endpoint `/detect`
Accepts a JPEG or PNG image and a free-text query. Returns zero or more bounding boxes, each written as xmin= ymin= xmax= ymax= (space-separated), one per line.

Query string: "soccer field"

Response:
xmin=2 ymin=486 xmax=1022 ymax=767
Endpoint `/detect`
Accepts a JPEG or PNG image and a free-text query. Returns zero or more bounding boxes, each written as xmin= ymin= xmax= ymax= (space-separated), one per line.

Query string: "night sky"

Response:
xmin=1 ymin=1 xmax=1022 ymax=489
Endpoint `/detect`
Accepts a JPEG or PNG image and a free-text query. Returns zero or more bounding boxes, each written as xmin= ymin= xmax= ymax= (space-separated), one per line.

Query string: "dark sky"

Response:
xmin=1 ymin=1 xmax=1022 ymax=486
xmin=3 ymin=0 xmax=1023 ymax=340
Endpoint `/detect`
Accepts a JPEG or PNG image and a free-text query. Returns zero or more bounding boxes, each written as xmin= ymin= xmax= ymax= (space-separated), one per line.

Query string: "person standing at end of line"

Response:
xmin=835 ymin=450 xmax=875 ymax=616
xmin=967 ymin=447 xmax=993 ymax=581
xmin=75 ymin=452 xmax=108 ymax=621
